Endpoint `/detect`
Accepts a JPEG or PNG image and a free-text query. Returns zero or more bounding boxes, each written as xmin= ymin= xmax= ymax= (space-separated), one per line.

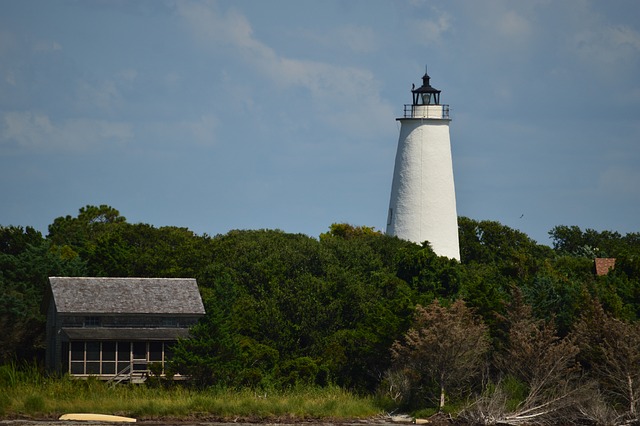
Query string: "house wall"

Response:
xmin=45 ymin=299 xmax=64 ymax=372
xmin=50 ymin=313 xmax=200 ymax=378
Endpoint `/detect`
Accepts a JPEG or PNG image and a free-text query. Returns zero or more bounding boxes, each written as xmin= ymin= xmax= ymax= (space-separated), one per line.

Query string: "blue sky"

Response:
xmin=1 ymin=0 xmax=639 ymax=245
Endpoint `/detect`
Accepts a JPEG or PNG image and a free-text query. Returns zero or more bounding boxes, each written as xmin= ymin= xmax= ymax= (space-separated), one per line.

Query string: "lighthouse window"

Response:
xmin=387 ymin=208 xmax=393 ymax=225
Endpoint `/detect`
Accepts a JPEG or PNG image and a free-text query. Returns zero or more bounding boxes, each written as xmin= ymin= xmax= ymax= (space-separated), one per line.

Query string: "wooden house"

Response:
xmin=45 ymin=277 xmax=205 ymax=382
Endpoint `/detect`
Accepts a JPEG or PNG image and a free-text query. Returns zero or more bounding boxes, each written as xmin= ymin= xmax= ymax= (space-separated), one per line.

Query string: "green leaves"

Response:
xmin=0 ymin=227 xmax=87 ymax=362
xmin=4 ymin=205 xmax=640 ymax=412
xmin=169 ymin=228 xmax=416 ymax=390
xmin=549 ymin=225 xmax=640 ymax=258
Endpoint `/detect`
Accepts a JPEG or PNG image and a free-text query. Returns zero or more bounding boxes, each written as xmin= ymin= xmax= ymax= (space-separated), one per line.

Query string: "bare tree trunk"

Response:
xmin=440 ymin=376 xmax=446 ymax=410
xmin=628 ymin=374 xmax=636 ymax=416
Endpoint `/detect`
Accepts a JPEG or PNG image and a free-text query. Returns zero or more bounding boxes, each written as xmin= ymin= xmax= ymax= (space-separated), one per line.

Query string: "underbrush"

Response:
xmin=0 ymin=363 xmax=381 ymax=420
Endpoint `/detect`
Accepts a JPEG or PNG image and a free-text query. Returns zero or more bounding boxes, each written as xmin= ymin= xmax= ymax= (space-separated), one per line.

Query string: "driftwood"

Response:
xmin=460 ymin=381 xmax=640 ymax=426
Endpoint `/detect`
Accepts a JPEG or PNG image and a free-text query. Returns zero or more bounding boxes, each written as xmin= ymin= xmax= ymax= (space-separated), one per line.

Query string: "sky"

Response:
xmin=1 ymin=0 xmax=639 ymax=246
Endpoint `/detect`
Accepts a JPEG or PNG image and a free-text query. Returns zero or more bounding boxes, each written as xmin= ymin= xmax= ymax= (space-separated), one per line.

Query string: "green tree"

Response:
xmin=459 ymin=217 xmax=551 ymax=276
xmin=172 ymin=227 xmax=416 ymax=390
xmin=605 ymin=255 xmax=640 ymax=319
xmin=47 ymin=205 xmax=126 ymax=250
xmin=458 ymin=263 xmax=509 ymax=341
xmin=320 ymin=223 xmax=382 ymax=240
xmin=319 ymin=229 xmax=414 ymax=389
xmin=170 ymin=288 xmax=244 ymax=387
xmin=87 ymin=223 xmax=212 ymax=277
xmin=0 ymin=228 xmax=86 ymax=362
xmin=521 ymin=270 xmax=584 ymax=336
xmin=396 ymin=245 xmax=462 ymax=304
xmin=549 ymin=225 xmax=640 ymax=258
xmin=0 ymin=225 xmax=43 ymax=255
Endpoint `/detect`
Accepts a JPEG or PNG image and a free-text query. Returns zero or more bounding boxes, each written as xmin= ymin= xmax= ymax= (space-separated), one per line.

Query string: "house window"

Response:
xmin=85 ymin=342 xmax=100 ymax=374
xmin=70 ymin=342 xmax=84 ymax=374
xmin=117 ymin=341 xmax=131 ymax=374
xmin=164 ymin=343 xmax=174 ymax=361
xmin=132 ymin=342 xmax=147 ymax=372
xmin=84 ymin=316 xmax=101 ymax=327
xmin=67 ymin=341 xmax=129 ymax=376
xmin=102 ymin=342 xmax=116 ymax=375
xmin=149 ymin=342 xmax=163 ymax=362
xmin=66 ymin=341 xmax=174 ymax=377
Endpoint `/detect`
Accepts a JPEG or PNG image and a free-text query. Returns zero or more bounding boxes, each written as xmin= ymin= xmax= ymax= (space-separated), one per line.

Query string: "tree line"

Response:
xmin=1 ymin=205 xmax=640 ymax=423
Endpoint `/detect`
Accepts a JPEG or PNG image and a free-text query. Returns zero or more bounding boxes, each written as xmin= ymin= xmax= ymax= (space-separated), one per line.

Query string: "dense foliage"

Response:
xmin=2 ymin=205 xmax=640 ymax=421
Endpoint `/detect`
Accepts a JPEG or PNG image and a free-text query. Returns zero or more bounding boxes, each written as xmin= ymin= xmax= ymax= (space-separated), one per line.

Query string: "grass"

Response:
xmin=0 ymin=364 xmax=382 ymax=421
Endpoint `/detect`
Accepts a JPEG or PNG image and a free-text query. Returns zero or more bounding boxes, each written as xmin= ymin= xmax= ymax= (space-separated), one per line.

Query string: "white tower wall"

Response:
xmin=387 ymin=112 xmax=461 ymax=260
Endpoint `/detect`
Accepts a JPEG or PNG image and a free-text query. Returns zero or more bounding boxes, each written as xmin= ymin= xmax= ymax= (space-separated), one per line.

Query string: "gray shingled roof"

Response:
xmin=49 ymin=277 xmax=205 ymax=315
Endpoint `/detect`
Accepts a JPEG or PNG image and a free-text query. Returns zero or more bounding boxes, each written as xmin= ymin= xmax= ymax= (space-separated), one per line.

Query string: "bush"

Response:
xmin=276 ymin=357 xmax=321 ymax=387
xmin=22 ymin=394 xmax=45 ymax=413
xmin=0 ymin=392 xmax=10 ymax=416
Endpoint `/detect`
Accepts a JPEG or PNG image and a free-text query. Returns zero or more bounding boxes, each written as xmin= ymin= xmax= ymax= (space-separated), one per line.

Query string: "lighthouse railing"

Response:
xmin=403 ymin=104 xmax=450 ymax=119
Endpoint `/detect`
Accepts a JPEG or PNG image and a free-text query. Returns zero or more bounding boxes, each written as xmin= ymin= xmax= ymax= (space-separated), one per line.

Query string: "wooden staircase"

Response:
xmin=107 ymin=360 xmax=148 ymax=385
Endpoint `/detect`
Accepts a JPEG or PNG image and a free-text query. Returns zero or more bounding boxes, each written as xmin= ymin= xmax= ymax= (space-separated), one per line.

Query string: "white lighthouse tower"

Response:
xmin=386 ymin=69 xmax=460 ymax=260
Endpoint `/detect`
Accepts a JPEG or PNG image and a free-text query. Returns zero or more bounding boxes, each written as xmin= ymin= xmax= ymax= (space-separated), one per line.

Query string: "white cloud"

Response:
xmin=176 ymin=1 xmax=263 ymax=53
xmin=1 ymin=111 xmax=132 ymax=152
xmin=136 ymin=113 xmax=219 ymax=150
xmin=335 ymin=25 xmax=377 ymax=54
xmin=571 ymin=6 xmax=640 ymax=73
xmin=264 ymin=57 xmax=394 ymax=137
xmin=76 ymin=69 xmax=141 ymax=111
xmin=610 ymin=25 xmax=640 ymax=51
xmin=409 ymin=13 xmax=451 ymax=45
xmin=176 ymin=1 xmax=393 ymax=138
xmin=181 ymin=114 xmax=218 ymax=147
xmin=75 ymin=79 xmax=123 ymax=111
xmin=574 ymin=25 xmax=640 ymax=63
xmin=116 ymin=69 xmax=138 ymax=83
xmin=269 ymin=57 xmax=371 ymax=98
xmin=497 ymin=10 xmax=531 ymax=39
xmin=5 ymin=70 xmax=16 ymax=86
xmin=295 ymin=24 xmax=377 ymax=56
xmin=163 ymin=71 xmax=181 ymax=86
xmin=33 ymin=40 xmax=62 ymax=52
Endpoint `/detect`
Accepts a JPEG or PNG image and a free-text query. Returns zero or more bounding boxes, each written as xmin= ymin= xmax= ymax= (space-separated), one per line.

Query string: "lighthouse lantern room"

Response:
xmin=404 ymin=69 xmax=450 ymax=120
xmin=412 ymin=71 xmax=440 ymax=105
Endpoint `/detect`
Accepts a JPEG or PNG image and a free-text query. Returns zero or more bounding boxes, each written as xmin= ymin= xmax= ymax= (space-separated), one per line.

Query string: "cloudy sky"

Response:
xmin=1 ymin=0 xmax=639 ymax=245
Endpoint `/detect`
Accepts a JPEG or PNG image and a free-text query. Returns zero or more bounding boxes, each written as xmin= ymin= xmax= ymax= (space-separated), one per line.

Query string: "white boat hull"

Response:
xmin=59 ymin=413 xmax=136 ymax=423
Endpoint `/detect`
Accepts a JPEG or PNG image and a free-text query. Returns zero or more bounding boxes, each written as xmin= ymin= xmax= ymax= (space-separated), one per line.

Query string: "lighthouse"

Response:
xmin=386 ymin=69 xmax=460 ymax=260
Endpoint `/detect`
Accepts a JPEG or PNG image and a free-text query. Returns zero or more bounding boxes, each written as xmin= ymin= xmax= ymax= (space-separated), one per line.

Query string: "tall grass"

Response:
xmin=0 ymin=364 xmax=382 ymax=420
